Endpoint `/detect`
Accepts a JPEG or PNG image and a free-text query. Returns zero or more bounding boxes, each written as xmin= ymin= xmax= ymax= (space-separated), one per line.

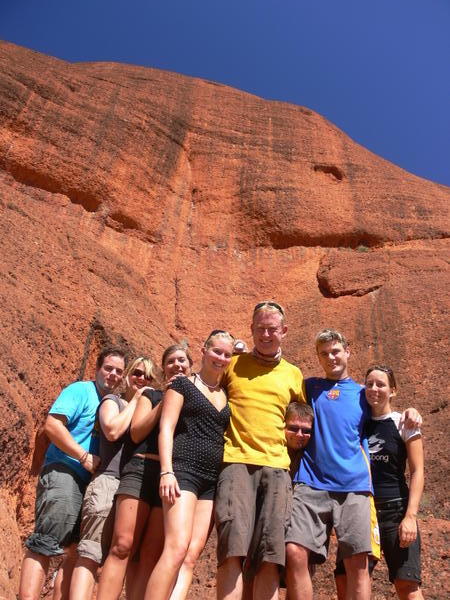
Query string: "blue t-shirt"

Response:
xmin=44 ymin=380 xmax=101 ymax=482
xmin=295 ymin=377 xmax=372 ymax=493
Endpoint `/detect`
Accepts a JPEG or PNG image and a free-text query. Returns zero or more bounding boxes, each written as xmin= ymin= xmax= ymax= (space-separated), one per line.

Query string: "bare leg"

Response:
xmin=343 ymin=553 xmax=370 ymax=600
xmin=394 ymin=579 xmax=424 ymax=600
xmin=169 ymin=498 xmax=214 ymax=600
xmin=69 ymin=556 xmax=98 ymax=600
xmin=129 ymin=507 xmax=165 ymax=600
xmin=242 ymin=578 xmax=253 ymax=600
xmin=18 ymin=550 xmax=50 ymax=600
xmin=97 ymin=496 xmax=150 ymax=600
xmin=285 ymin=543 xmax=312 ymax=600
xmin=144 ymin=491 xmax=198 ymax=600
xmin=335 ymin=574 xmax=347 ymax=600
xmin=252 ymin=562 xmax=279 ymax=600
xmin=53 ymin=544 xmax=78 ymax=600
xmin=216 ymin=556 xmax=244 ymax=600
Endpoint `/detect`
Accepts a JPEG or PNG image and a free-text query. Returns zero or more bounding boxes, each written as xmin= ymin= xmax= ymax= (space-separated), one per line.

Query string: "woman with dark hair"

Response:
xmin=144 ymin=331 xmax=234 ymax=600
xmin=335 ymin=365 xmax=424 ymax=600
xmin=96 ymin=345 xmax=193 ymax=600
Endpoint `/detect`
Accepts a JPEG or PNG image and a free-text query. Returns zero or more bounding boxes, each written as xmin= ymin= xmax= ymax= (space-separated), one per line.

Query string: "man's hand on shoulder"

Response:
xmin=400 ymin=408 xmax=422 ymax=429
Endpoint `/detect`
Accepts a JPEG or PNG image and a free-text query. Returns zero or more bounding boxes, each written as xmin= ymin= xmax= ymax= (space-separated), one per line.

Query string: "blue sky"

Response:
xmin=1 ymin=0 xmax=449 ymax=186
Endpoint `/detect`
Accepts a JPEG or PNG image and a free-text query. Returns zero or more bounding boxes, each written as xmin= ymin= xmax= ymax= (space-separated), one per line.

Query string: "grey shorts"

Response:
xmin=77 ymin=473 xmax=119 ymax=564
xmin=286 ymin=484 xmax=372 ymax=563
xmin=215 ymin=463 xmax=292 ymax=570
xmin=25 ymin=463 xmax=87 ymax=556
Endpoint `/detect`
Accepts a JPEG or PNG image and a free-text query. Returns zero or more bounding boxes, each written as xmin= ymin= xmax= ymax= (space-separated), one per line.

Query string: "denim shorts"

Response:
xmin=25 ymin=463 xmax=87 ymax=556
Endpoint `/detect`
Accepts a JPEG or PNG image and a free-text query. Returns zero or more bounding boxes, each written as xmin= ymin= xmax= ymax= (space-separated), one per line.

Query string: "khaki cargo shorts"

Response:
xmin=215 ymin=463 xmax=292 ymax=570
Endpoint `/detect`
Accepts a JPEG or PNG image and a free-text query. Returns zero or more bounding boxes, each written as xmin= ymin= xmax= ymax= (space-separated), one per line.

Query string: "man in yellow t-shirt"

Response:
xmin=215 ymin=301 xmax=306 ymax=600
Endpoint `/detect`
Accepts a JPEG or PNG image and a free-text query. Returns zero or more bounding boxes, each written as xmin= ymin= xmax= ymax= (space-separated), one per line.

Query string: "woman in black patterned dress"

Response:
xmin=144 ymin=330 xmax=234 ymax=600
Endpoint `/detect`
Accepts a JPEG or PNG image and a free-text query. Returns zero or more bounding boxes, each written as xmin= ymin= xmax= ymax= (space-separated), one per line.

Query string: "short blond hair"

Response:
xmin=252 ymin=301 xmax=285 ymax=324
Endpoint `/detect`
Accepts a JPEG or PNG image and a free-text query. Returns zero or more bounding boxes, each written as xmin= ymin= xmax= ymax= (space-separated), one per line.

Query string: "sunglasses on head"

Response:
xmin=131 ymin=368 xmax=151 ymax=379
xmin=286 ymin=425 xmax=312 ymax=434
xmin=253 ymin=301 xmax=285 ymax=317
xmin=204 ymin=329 xmax=235 ymax=343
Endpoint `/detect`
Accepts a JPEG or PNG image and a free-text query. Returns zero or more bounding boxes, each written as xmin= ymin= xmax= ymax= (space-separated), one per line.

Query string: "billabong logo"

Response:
xmin=368 ymin=433 xmax=384 ymax=454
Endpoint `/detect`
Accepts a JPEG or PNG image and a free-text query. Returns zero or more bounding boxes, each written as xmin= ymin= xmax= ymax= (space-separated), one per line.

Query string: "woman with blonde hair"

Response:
xmin=97 ymin=345 xmax=194 ymax=599
xmin=96 ymin=356 xmax=160 ymax=600
xmin=144 ymin=330 xmax=234 ymax=600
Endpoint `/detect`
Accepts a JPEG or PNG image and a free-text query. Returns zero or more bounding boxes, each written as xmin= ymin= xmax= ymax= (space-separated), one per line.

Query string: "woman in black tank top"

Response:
xmin=144 ymin=331 xmax=234 ymax=600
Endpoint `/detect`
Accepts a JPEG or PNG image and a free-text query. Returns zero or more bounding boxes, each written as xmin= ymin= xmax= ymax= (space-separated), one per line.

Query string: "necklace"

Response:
xmin=196 ymin=372 xmax=221 ymax=390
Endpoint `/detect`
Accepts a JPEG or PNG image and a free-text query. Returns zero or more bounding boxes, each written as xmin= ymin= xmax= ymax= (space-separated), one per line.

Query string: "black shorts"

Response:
xmin=117 ymin=456 xmax=162 ymax=508
xmin=334 ymin=498 xmax=421 ymax=584
xmin=175 ymin=469 xmax=216 ymax=500
xmin=377 ymin=499 xmax=421 ymax=584
xmin=334 ymin=556 xmax=377 ymax=577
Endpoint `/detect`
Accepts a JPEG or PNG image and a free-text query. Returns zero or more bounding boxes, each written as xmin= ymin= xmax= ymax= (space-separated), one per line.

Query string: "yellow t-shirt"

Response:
xmin=222 ymin=353 xmax=306 ymax=469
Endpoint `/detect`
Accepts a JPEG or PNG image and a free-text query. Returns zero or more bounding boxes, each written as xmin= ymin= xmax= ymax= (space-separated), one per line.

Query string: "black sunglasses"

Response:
xmin=286 ymin=425 xmax=312 ymax=434
xmin=131 ymin=368 xmax=151 ymax=379
xmin=253 ymin=301 xmax=285 ymax=317
xmin=205 ymin=329 xmax=235 ymax=343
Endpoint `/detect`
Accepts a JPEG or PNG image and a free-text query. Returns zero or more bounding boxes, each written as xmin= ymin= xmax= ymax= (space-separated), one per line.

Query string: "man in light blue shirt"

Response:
xmin=19 ymin=347 xmax=126 ymax=600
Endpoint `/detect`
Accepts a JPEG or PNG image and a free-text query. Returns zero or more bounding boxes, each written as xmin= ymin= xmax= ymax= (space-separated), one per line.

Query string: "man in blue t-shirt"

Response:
xmin=19 ymin=347 xmax=126 ymax=600
xmin=286 ymin=329 xmax=373 ymax=600
xmin=285 ymin=330 xmax=420 ymax=600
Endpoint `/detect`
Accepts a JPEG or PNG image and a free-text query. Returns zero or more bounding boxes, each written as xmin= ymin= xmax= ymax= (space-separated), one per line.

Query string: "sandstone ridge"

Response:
xmin=0 ymin=41 xmax=448 ymax=599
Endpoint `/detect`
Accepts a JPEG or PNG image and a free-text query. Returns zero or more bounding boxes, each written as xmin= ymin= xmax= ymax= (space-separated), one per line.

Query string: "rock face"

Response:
xmin=0 ymin=41 xmax=449 ymax=598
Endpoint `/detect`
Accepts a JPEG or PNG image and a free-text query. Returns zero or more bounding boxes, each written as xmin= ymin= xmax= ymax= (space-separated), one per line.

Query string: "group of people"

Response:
xmin=18 ymin=301 xmax=425 ymax=600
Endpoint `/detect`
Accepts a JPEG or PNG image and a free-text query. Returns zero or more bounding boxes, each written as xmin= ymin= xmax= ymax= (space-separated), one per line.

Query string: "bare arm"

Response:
xmin=100 ymin=395 xmax=138 ymax=442
xmin=158 ymin=387 xmax=184 ymax=504
xmin=130 ymin=390 xmax=162 ymax=444
xmin=44 ymin=414 xmax=99 ymax=473
xmin=399 ymin=435 xmax=424 ymax=548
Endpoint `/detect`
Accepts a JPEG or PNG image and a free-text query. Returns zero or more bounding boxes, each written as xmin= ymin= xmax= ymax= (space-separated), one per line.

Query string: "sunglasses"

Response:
xmin=131 ymin=368 xmax=151 ymax=379
xmin=253 ymin=301 xmax=285 ymax=317
xmin=204 ymin=329 xmax=235 ymax=343
xmin=286 ymin=425 xmax=312 ymax=435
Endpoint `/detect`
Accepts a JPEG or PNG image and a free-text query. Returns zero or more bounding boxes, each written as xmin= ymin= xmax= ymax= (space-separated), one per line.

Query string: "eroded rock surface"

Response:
xmin=0 ymin=41 xmax=449 ymax=598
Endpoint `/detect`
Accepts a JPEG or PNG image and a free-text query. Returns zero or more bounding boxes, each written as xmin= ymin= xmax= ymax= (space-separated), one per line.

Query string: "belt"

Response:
xmin=375 ymin=497 xmax=408 ymax=510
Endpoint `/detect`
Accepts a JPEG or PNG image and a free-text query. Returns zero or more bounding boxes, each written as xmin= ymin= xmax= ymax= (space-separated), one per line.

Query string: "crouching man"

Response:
xmin=19 ymin=347 xmax=126 ymax=600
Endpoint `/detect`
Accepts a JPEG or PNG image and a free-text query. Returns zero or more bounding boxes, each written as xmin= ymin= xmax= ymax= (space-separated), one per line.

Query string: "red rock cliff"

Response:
xmin=0 ymin=41 xmax=448 ymax=598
